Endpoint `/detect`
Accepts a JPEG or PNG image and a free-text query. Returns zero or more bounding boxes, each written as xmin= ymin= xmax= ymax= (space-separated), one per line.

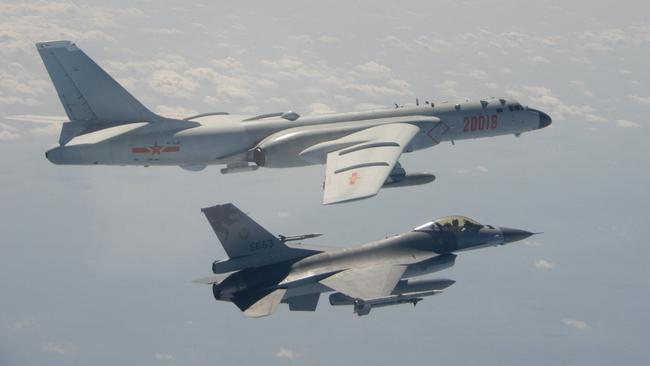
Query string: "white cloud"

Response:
xmin=562 ymin=318 xmax=589 ymax=329
xmin=380 ymin=33 xmax=451 ymax=53
xmin=42 ymin=341 xmax=78 ymax=355
xmin=528 ymin=55 xmax=550 ymax=64
xmin=523 ymin=239 xmax=543 ymax=247
xmin=455 ymin=166 xmax=489 ymax=174
xmin=289 ymin=34 xmax=314 ymax=44
xmin=615 ymin=119 xmax=640 ymax=128
xmin=521 ymin=86 xmax=601 ymax=122
xmin=456 ymin=30 xmax=560 ymax=50
xmin=585 ymin=114 xmax=607 ymax=123
xmin=260 ymin=57 xmax=311 ymax=79
xmin=435 ymin=80 xmax=459 ymax=97
xmin=0 ymin=123 xmax=20 ymax=140
xmin=569 ymin=56 xmax=592 ymax=65
xmin=354 ymin=102 xmax=388 ymax=110
xmin=629 ymin=95 xmax=650 ymax=105
xmin=308 ymin=102 xmax=335 ymax=114
xmin=184 ymin=67 xmax=252 ymax=101
xmin=154 ymin=353 xmax=176 ymax=361
xmin=319 ymin=35 xmax=340 ymax=44
xmin=154 ymin=105 xmax=199 ymax=119
xmin=0 ymin=2 xmax=145 ymax=52
xmin=255 ymin=79 xmax=278 ymax=89
xmin=9 ymin=318 xmax=38 ymax=332
xmin=0 ymin=62 xmax=49 ymax=107
xmin=29 ymin=124 xmax=60 ymax=136
xmin=579 ymin=28 xmax=627 ymax=51
xmin=149 ymin=69 xmax=198 ymax=99
xmin=211 ymin=57 xmax=246 ymax=74
xmin=469 ymin=69 xmax=488 ymax=80
xmin=142 ymin=28 xmax=183 ymax=36
xmin=275 ymin=348 xmax=295 ymax=360
xmin=534 ymin=259 xmax=555 ymax=269
xmin=355 ymin=61 xmax=392 ymax=77
xmin=345 ymin=82 xmax=411 ymax=98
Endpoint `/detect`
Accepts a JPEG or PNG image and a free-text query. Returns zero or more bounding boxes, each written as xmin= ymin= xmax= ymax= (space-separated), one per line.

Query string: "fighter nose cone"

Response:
xmin=538 ymin=111 xmax=552 ymax=129
xmin=500 ymin=227 xmax=534 ymax=244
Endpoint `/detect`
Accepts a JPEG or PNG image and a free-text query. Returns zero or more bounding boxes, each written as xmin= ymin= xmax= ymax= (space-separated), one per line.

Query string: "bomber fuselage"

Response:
xmin=45 ymin=97 xmax=550 ymax=168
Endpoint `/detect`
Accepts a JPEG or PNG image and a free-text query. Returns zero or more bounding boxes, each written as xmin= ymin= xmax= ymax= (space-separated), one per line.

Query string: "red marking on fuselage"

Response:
xmin=463 ymin=114 xmax=498 ymax=132
xmin=131 ymin=143 xmax=181 ymax=155
xmin=162 ymin=146 xmax=180 ymax=152
xmin=131 ymin=147 xmax=149 ymax=154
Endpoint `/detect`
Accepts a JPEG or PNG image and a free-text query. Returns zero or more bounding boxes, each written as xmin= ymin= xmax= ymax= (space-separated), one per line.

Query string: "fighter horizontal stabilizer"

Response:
xmin=232 ymin=288 xmax=287 ymax=318
xmin=192 ymin=274 xmax=230 ymax=285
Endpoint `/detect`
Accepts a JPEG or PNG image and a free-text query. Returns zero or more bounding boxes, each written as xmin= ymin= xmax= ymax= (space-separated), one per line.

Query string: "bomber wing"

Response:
xmin=318 ymin=123 xmax=421 ymax=204
xmin=320 ymin=264 xmax=407 ymax=300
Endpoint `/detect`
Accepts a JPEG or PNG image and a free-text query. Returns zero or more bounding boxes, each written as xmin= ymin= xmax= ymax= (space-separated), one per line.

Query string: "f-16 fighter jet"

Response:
xmin=194 ymin=203 xmax=535 ymax=317
xmin=38 ymin=41 xmax=552 ymax=204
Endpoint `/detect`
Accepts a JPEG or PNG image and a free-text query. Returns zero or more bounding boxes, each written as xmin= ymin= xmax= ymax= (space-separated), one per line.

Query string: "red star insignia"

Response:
xmin=149 ymin=142 xmax=163 ymax=155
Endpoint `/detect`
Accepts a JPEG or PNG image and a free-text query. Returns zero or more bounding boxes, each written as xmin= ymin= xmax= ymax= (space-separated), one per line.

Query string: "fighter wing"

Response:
xmin=321 ymin=123 xmax=421 ymax=204
xmin=320 ymin=264 xmax=407 ymax=300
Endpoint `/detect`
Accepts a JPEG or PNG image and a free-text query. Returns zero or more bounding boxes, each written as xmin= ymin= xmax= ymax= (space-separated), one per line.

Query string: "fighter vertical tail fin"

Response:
xmin=35 ymin=40 xmax=158 ymax=143
xmin=201 ymin=204 xmax=287 ymax=259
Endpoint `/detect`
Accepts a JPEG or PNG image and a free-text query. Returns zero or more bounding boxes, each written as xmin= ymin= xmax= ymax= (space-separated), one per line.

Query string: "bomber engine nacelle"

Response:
xmin=382 ymin=172 xmax=435 ymax=188
xmin=250 ymin=127 xmax=357 ymax=168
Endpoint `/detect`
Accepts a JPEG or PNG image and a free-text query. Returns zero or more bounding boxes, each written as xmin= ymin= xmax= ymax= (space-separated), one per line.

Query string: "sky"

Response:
xmin=1 ymin=0 xmax=649 ymax=365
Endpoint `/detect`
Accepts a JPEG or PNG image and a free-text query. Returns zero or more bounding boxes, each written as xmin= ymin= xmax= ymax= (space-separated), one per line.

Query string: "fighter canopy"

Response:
xmin=414 ymin=215 xmax=483 ymax=232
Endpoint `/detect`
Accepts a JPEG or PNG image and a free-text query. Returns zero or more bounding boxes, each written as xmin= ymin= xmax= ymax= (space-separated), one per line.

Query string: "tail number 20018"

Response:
xmin=464 ymin=114 xmax=498 ymax=132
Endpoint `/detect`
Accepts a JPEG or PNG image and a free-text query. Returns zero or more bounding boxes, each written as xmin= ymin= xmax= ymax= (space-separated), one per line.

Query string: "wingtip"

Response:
xmin=322 ymin=193 xmax=377 ymax=205
xmin=35 ymin=40 xmax=78 ymax=50
xmin=200 ymin=203 xmax=234 ymax=212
